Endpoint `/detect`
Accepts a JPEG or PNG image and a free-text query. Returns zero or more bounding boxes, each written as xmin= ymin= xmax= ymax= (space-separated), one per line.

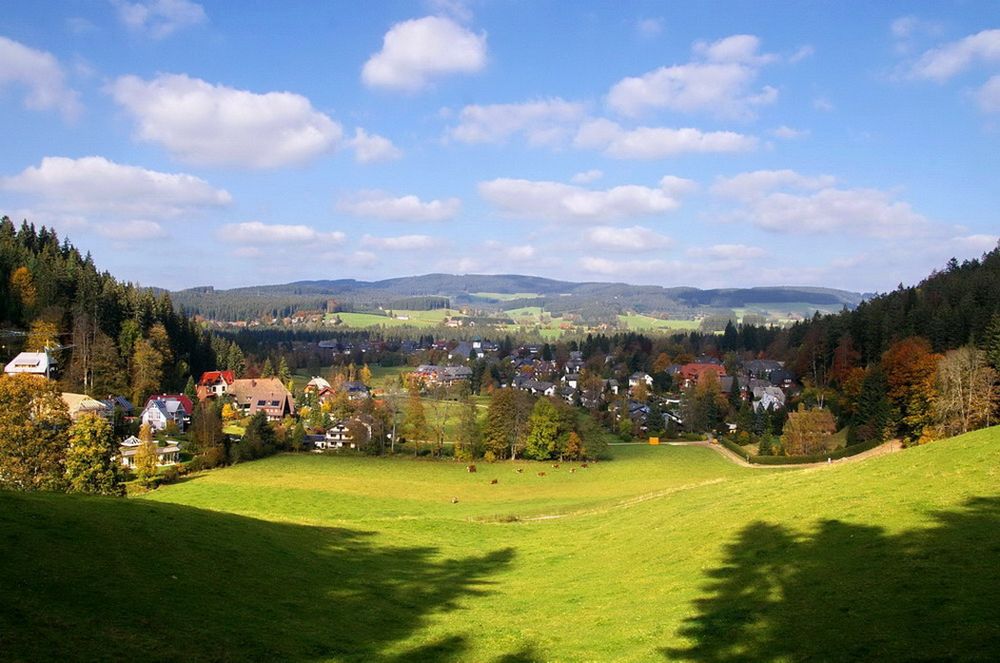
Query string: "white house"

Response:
xmin=629 ymin=372 xmax=654 ymax=389
xmin=141 ymin=398 xmax=189 ymax=432
xmin=118 ymin=436 xmax=181 ymax=468
xmin=315 ymin=420 xmax=371 ymax=450
xmin=61 ymin=393 xmax=112 ymax=421
xmin=4 ymin=351 xmax=54 ymax=377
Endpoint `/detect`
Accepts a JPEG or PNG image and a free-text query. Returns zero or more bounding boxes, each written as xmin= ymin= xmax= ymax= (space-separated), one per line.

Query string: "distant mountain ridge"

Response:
xmin=170 ymin=273 xmax=866 ymax=322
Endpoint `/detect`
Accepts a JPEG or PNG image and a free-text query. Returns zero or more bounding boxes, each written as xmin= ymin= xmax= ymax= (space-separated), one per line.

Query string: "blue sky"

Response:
xmin=1 ymin=1 xmax=998 ymax=292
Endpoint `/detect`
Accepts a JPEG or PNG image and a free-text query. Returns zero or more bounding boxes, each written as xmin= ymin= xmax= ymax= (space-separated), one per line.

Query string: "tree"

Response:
xmin=233 ymin=412 xmax=276 ymax=462
xmin=524 ymin=397 xmax=560 ymax=460
xmin=25 ymin=318 xmax=59 ymax=352
xmin=290 ymin=420 xmax=306 ymax=452
xmin=632 ymin=379 xmax=649 ymax=402
xmin=456 ymin=394 xmax=481 ymax=461
xmin=882 ymin=337 xmax=940 ymax=443
xmin=9 ymin=265 xmax=36 ymax=310
xmin=360 ymin=364 xmax=373 ymax=386
xmin=225 ymin=343 xmax=246 ymax=376
xmin=65 ymin=414 xmax=126 ymax=496
xmin=403 ymin=381 xmax=428 ymax=454
xmin=191 ymin=400 xmax=225 ymax=466
xmin=483 ymin=388 xmax=532 ymax=460
xmin=564 ymin=431 xmax=583 ymax=460
xmin=0 ymin=374 xmax=70 ymax=491
xmin=934 ymin=346 xmax=998 ymax=437
xmin=131 ymin=339 xmax=163 ymax=406
xmin=781 ymin=407 xmax=837 ymax=456
xmin=849 ymin=365 xmax=892 ymax=444
xmin=983 ymin=312 xmax=1000 ymax=372
xmin=277 ymin=356 xmax=291 ymax=383
xmin=261 ymin=358 xmax=274 ymax=378
xmin=134 ymin=422 xmax=159 ymax=484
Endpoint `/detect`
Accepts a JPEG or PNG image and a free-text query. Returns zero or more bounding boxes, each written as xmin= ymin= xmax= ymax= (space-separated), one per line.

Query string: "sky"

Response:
xmin=1 ymin=1 xmax=998 ymax=293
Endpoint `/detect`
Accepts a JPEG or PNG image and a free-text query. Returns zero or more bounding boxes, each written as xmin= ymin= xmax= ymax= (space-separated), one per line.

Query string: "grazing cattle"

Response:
xmin=581 ymin=463 xmax=589 ymax=468
xmin=570 ymin=468 xmax=576 ymax=473
xmin=537 ymin=471 xmax=546 ymax=477
xmin=467 ymin=464 xmax=477 ymax=473
xmin=515 ymin=468 xmax=523 ymax=473
xmin=451 ymin=497 xmax=459 ymax=504
xmin=552 ymin=463 xmax=560 ymax=468
xmin=490 ymin=479 xmax=498 ymax=485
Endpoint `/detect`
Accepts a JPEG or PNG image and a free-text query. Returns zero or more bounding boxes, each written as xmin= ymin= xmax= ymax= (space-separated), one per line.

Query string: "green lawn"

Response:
xmin=470 ymin=292 xmax=541 ymax=301
xmin=330 ymin=309 xmax=460 ymax=329
xmin=617 ymin=313 xmax=701 ymax=331
xmin=2 ymin=428 xmax=998 ymax=661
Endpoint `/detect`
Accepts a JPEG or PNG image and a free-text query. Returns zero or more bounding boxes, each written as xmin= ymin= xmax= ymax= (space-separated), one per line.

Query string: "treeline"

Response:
xmin=0 ymin=217 xmax=216 ymax=404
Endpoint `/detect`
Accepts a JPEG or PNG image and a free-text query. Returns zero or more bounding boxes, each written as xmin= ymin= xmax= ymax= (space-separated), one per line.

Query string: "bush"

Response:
xmin=483 ymin=450 xmax=497 ymax=463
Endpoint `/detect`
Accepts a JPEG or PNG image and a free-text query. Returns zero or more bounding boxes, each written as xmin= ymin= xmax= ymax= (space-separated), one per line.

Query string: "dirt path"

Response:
xmin=672 ymin=438 xmax=902 ymax=469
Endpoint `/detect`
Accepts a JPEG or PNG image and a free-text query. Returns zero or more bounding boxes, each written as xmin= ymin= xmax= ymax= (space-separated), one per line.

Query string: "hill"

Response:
xmin=3 ymin=427 xmax=997 ymax=661
xmin=170 ymin=273 xmax=865 ymax=324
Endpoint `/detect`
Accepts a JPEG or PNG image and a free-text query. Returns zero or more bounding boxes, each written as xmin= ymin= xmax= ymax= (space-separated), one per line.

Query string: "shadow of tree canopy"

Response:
xmin=0 ymin=491 xmax=515 ymax=662
xmin=665 ymin=496 xmax=1000 ymax=661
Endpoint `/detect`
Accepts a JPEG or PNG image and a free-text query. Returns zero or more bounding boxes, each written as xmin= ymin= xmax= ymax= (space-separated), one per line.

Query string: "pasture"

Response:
xmin=2 ymin=428 xmax=998 ymax=661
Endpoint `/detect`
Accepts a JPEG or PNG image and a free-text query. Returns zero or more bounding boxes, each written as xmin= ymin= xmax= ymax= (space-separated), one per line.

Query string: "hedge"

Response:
xmin=717 ymin=436 xmax=884 ymax=465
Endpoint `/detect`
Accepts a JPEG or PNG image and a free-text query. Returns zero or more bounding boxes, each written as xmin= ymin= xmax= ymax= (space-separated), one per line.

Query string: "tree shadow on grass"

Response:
xmin=0 ymin=491 xmax=515 ymax=662
xmin=664 ymin=496 xmax=1000 ymax=661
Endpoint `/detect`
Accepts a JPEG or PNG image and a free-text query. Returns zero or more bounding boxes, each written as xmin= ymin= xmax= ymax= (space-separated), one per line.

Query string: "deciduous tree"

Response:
xmin=65 ymin=414 xmax=126 ymax=495
xmin=0 ymin=374 xmax=70 ymax=491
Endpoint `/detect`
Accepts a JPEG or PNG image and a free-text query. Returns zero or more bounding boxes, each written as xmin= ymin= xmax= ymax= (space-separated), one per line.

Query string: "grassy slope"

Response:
xmin=617 ymin=314 xmax=701 ymax=331
xmin=2 ymin=429 xmax=998 ymax=662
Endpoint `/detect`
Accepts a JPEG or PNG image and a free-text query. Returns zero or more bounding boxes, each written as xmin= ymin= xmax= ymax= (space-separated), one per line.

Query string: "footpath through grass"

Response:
xmin=2 ymin=429 xmax=998 ymax=661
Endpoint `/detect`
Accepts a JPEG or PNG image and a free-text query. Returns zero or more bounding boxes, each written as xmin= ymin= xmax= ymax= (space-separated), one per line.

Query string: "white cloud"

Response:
xmin=233 ymin=246 xmax=262 ymax=258
xmin=686 ymin=244 xmax=766 ymax=259
xmin=975 ymin=75 xmax=1000 ymax=113
xmin=114 ymin=0 xmax=206 ymax=39
xmin=362 ymin=16 xmax=487 ymax=91
xmin=1 ymin=156 xmax=231 ymax=217
xmin=606 ymin=34 xmax=779 ymax=118
xmin=586 ymin=225 xmax=672 ymax=251
xmin=109 ymin=73 xmax=343 ymax=168
xmin=426 ymin=0 xmax=473 ymax=23
xmin=772 ymin=125 xmax=808 ymax=139
xmin=94 ymin=219 xmax=166 ymax=240
xmin=812 ymin=96 xmax=834 ymax=112
xmin=347 ymin=250 xmax=378 ymax=267
xmin=574 ymin=118 xmax=758 ymax=158
xmin=447 ymin=98 xmax=586 ymax=146
xmin=479 ymin=177 xmax=689 ymax=222
xmin=361 ymin=234 xmax=440 ymax=250
xmin=580 ymin=256 xmax=669 ymax=276
xmin=348 ymin=128 xmax=402 ymax=163
xmin=571 ymin=169 xmax=603 ymax=184
xmin=712 ymin=169 xmax=836 ymax=201
xmin=950 ymin=233 xmax=999 ymax=253
xmin=910 ymin=29 xmax=1000 ymax=81
xmin=636 ymin=18 xmax=664 ymax=38
xmin=337 ymin=190 xmax=461 ymax=221
xmin=218 ymin=221 xmax=346 ymax=245
xmin=712 ymin=169 xmax=928 ymax=238
xmin=0 ymin=36 xmax=81 ymax=119
xmin=504 ymin=244 xmax=536 ymax=261
xmin=789 ymin=45 xmax=815 ymax=63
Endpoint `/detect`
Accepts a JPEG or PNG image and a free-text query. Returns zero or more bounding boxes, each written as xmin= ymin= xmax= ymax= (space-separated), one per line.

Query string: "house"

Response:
xmin=4 ymin=351 xmax=55 ymax=377
xmin=315 ymin=419 xmax=372 ymax=450
xmin=768 ymin=369 xmax=796 ymax=389
xmin=753 ymin=386 xmax=787 ymax=412
xmin=558 ymin=386 xmax=577 ymax=403
xmin=118 ymin=436 xmax=181 ymax=468
xmin=745 ymin=359 xmax=785 ymax=379
xmin=61 ymin=393 xmax=112 ymax=421
xmin=196 ymin=370 xmax=235 ymax=400
xmin=520 ymin=379 xmax=556 ymax=397
xmin=342 ymin=381 xmax=371 ymax=400
xmin=228 ymin=378 xmax=295 ymax=420
xmin=563 ymin=373 xmax=580 ymax=389
xmin=448 ymin=342 xmax=474 ymax=361
xmin=141 ymin=396 xmax=192 ymax=432
xmin=101 ymin=395 xmax=135 ymax=418
xmin=304 ymin=376 xmax=332 ymax=393
xmin=629 ymin=372 xmax=654 ymax=389
xmin=603 ymin=378 xmax=620 ymax=395
xmin=678 ymin=364 xmax=726 ymax=389
xmin=413 ymin=365 xmax=472 ymax=386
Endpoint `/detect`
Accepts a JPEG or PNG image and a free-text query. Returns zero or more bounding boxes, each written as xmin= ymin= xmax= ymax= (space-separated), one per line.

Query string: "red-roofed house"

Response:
xmin=197 ymin=370 xmax=235 ymax=400
xmin=678 ymin=364 xmax=726 ymax=389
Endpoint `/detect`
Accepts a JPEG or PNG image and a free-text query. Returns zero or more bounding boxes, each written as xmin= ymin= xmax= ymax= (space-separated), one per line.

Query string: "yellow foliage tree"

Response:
xmin=9 ymin=266 xmax=36 ymax=309
xmin=25 ymin=319 xmax=59 ymax=352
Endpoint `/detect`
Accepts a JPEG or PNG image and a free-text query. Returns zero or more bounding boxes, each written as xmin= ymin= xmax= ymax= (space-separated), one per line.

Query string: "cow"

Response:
xmin=581 ymin=463 xmax=589 ymax=468
xmin=451 ymin=497 xmax=459 ymax=504
xmin=467 ymin=464 xmax=477 ymax=473
xmin=537 ymin=471 xmax=546 ymax=477
xmin=490 ymin=479 xmax=498 ymax=485
xmin=515 ymin=468 xmax=524 ymax=473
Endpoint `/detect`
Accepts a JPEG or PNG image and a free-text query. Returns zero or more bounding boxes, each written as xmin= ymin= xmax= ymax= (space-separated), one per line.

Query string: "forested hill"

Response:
xmin=0 ymin=217 xmax=217 ymax=402
xmin=170 ymin=273 xmax=865 ymax=321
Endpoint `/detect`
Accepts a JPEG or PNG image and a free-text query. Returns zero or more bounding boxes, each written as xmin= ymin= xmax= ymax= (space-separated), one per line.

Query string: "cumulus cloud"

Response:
xmin=606 ymin=34 xmax=780 ymax=118
xmin=580 ymin=256 xmax=669 ymax=276
xmin=686 ymin=243 xmax=766 ymax=259
xmin=337 ymin=190 xmax=461 ymax=221
xmin=113 ymin=0 xmax=207 ymax=39
xmin=447 ymin=98 xmax=586 ymax=146
xmin=1 ymin=156 xmax=231 ymax=217
xmin=361 ymin=234 xmax=440 ymax=250
xmin=218 ymin=221 xmax=346 ymax=245
xmin=586 ymin=225 xmax=672 ymax=251
xmin=975 ymin=75 xmax=1000 ymax=113
xmin=712 ymin=169 xmax=836 ymax=201
xmin=950 ymin=233 xmax=999 ymax=253
xmin=574 ymin=118 xmax=758 ymax=158
xmin=348 ymin=128 xmax=402 ymax=163
xmin=636 ymin=18 xmax=664 ymax=38
xmin=0 ymin=36 xmax=81 ymax=119
xmin=94 ymin=219 xmax=166 ymax=240
xmin=362 ymin=16 xmax=487 ymax=91
xmin=772 ymin=125 xmax=808 ymax=139
xmin=712 ymin=169 xmax=928 ymax=238
xmin=109 ymin=73 xmax=343 ymax=168
xmin=571 ymin=169 xmax=603 ymax=184
xmin=910 ymin=29 xmax=1000 ymax=81
xmin=479 ymin=177 xmax=690 ymax=222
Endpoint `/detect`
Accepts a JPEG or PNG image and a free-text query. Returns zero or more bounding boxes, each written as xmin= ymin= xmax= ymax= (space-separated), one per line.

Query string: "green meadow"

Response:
xmin=2 ymin=429 xmax=998 ymax=661
xmin=617 ymin=314 xmax=701 ymax=332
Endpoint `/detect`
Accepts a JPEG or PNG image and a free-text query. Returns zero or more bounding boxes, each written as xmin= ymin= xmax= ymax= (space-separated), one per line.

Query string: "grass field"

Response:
xmin=329 ymin=309 xmax=459 ymax=329
xmin=3 ymin=428 xmax=998 ymax=661
xmin=617 ymin=313 xmax=701 ymax=332
xmin=471 ymin=292 xmax=541 ymax=301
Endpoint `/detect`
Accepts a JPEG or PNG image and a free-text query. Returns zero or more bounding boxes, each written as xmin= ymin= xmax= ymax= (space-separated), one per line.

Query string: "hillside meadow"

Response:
xmin=2 ymin=429 xmax=998 ymax=661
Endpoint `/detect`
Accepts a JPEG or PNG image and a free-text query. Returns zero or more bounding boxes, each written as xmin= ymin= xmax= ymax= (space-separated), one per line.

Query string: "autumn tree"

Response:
xmin=781 ymin=406 xmax=837 ymax=456
xmin=524 ymin=397 xmax=560 ymax=460
xmin=65 ymin=414 xmax=126 ymax=496
xmin=191 ymin=400 xmax=225 ymax=467
xmin=0 ymin=374 xmax=70 ymax=491
xmin=456 ymin=393 xmax=480 ymax=461
xmin=360 ymin=364 xmax=373 ymax=386
xmin=483 ymin=388 xmax=532 ymax=460
xmin=564 ymin=431 xmax=583 ymax=460
xmin=934 ymin=346 xmax=998 ymax=437
xmin=131 ymin=338 xmax=163 ymax=406
xmin=134 ymin=422 xmax=159 ymax=484
xmin=9 ymin=265 xmax=36 ymax=310
xmin=882 ymin=337 xmax=940 ymax=443
xmin=403 ymin=380 xmax=428 ymax=453
xmin=25 ymin=318 xmax=59 ymax=352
